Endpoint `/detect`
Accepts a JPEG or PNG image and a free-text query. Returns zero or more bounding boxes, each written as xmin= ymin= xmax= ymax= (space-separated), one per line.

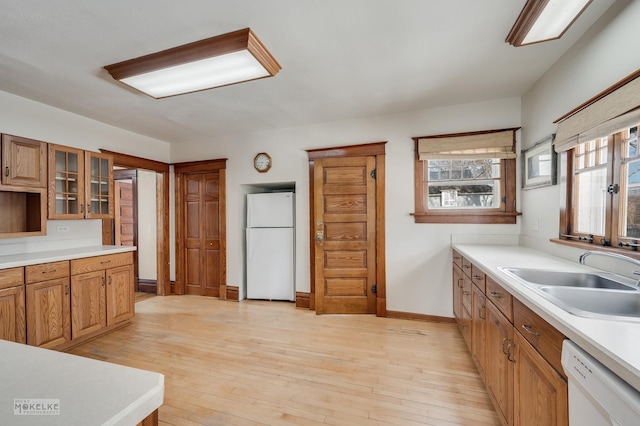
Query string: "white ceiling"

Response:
xmin=0 ymin=0 xmax=616 ymax=144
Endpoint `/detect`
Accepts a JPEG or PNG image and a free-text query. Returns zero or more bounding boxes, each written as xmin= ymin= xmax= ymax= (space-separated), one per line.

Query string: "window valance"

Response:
xmin=554 ymin=69 xmax=640 ymax=152
xmin=416 ymin=128 xmax=518 ymax=160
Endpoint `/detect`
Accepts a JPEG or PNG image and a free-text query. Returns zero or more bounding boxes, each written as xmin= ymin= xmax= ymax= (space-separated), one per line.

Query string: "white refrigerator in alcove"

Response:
xmin=246 ymin=192 xmax=295 ymax=301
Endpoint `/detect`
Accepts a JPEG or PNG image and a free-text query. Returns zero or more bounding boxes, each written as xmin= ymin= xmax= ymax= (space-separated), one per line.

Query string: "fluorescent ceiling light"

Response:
xmin=104 ymin=28 xmax=281 ymax=98
xmin=506 ymin=0 xmax=593 ymax=47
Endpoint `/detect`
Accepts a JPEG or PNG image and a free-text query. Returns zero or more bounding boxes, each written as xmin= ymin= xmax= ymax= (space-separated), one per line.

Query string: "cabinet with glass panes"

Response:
xmin=48 ymin=145 xmax=113 ymax=219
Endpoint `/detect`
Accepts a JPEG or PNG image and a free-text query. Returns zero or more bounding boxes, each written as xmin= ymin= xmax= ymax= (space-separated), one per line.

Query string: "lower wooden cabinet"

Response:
xmin=486 ymin=301 xmax=514 ymax=426
xmin=0 ymin=266 xmax=26 ymax=343
xmin=513 ymin=332 xmax=568 ymax=426
xmin=0 ymin=284 xmax=26 ymax=343
xmin=452 ymin=250 xmax=568 ymax=426
xmin=106 ymin=265 xmax=134 ymax=326
xmin=71 ymin=271 xmax=107 ymax=339
xmin=3 ymin=251 xmax=134 ymax=351
xmin=26 ymin=277 xmax=71 ymax=349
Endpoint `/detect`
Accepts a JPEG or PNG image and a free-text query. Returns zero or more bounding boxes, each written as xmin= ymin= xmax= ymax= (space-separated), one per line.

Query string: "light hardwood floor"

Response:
xmin=69 ymin=296 xmax=499 ymax=426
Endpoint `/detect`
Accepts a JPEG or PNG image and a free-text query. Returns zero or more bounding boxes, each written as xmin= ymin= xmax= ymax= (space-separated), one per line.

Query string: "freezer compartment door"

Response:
xmin=247 ymin=192 xmax=294 ymax=228
xmin=246 ymin=227 xmax=295 ymax=301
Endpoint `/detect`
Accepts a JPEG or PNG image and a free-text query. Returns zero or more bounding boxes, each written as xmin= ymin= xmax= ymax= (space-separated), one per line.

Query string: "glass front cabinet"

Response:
xmin=48 ymin=145 xmax=113 ymax=219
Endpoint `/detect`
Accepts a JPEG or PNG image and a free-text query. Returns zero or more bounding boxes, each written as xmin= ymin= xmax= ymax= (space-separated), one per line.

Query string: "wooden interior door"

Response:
xmin=313 ymin=156 xmax=377 ymax=314
xmin=184 ymin=172 xmax=221 ymax=297
xmin=114 ymin=181 xmax=134 ymax=246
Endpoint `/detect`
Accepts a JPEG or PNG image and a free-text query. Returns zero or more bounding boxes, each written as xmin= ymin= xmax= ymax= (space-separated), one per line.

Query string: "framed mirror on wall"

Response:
xmin=522 ymin=134 xmax=557 ymax=190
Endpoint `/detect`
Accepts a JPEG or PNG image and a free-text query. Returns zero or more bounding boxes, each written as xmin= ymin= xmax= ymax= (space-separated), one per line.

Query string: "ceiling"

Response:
xmin=0 ymin=0 xmax=616 ymax=145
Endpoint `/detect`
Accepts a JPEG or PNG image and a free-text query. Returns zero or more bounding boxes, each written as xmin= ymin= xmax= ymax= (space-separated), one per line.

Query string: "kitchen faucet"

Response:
xmin=579 ymin=250 xmax=640 ymax=285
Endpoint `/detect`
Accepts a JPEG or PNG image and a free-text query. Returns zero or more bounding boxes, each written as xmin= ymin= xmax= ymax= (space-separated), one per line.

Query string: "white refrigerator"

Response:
xmin=246 ymin=192 xmax=295 ymax=301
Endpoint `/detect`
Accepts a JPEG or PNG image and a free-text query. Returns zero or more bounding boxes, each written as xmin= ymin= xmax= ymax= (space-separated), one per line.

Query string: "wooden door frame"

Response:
xmin=306 ymin=142 xmax=387 ymax=316
xmin=100 ymin=150 xmax=171 ymax=296
xmin=173 ymin=159 xmax=227 ymax=297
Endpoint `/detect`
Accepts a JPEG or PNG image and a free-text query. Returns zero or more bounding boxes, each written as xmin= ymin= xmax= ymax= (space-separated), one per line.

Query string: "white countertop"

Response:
xmin=453 ymin=243 xmax=640 ymax=393
xmin=0 ymin=246 xmax=136 ymax=269
xmin=0 ymin=339 xmax=163 ymax=425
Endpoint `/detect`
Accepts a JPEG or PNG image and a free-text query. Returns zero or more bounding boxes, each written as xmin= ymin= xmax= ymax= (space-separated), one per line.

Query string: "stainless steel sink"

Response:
xmin=540 ymin=286 xmax=640 ymax=320
xmin=501 ymin=267 xmax=637 ymax=291
xmin=499 ymin=266 xmax=640 ymax=322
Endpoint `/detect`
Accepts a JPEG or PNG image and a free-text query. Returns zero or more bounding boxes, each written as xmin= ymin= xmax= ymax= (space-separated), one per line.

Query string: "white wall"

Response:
xmin=520 ymin=0 xmax=640 ymax=264
xmin=137 ymin=170 xmax=157 ymax=280
xmin=172 ymin=97 xmax=522 ymax=317
xmin=0 ymin=90 xmax=171 ymax=254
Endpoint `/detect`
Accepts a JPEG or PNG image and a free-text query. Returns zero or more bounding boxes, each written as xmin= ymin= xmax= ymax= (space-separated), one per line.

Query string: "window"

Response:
xmin=413 ymin=129 xmax=519 ymax=224
xmin=562 ymin=126 xmax=640 ymax=248
xmin=555 ymin=68 xmax=640 ymax=251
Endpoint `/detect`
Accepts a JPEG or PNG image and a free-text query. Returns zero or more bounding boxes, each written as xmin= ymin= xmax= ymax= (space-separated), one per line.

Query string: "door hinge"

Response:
xmin=371 ymin=284 xmax=377 ymax=294
xmin=501 ymin=196 xmax=507 ymax=204
xmin=370 ymin=169 xmax=377 ymax=179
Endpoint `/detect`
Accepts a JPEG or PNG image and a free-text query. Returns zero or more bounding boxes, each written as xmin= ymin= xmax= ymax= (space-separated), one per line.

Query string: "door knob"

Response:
xmin=315 ymin=231 xmax=324 ymax=243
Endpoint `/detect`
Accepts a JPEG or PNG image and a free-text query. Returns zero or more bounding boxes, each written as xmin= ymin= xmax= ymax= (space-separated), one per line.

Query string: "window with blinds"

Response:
xmin=412 ymin=128 xmax=519 ymax=224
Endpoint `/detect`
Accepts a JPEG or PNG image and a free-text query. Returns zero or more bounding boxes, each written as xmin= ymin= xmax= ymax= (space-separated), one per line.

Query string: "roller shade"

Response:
xmin=417 ymin=129 xmax=517 ymax=160
xmin=555 ymin=72 xmax=640 ymax=152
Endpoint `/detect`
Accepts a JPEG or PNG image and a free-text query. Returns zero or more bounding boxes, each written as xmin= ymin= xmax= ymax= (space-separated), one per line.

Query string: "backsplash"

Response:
xmin=0 ymin=220 xmax=103 ymax=256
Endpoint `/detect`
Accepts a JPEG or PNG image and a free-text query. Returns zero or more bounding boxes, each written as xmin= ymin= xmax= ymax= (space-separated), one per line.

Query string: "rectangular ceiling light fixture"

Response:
xmin=506 ymin=0 xmax=593 ymax=47
xmin=104 ymin=28 xmax=281 ymax=98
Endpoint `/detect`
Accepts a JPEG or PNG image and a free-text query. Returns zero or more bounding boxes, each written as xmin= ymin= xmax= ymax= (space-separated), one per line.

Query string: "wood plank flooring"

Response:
xmin=68 ymin=296 xmax=499 ymax=426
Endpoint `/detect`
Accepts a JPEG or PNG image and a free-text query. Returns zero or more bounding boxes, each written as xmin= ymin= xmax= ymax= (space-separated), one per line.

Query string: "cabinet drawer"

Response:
xmin=71 ymin=252 xmax=133 ymax=275
xmin=461 ymin=257 xmax=472 ymax=277
xmin=0 ymin=267 xmax=24 ymax=290
xmin=514 ymin=298 xmax=566 ymax=377
xmin=452 ymin=250 xmax=463 ymax=269
xmin=486 ymin=276 xmax=513 ymax=322
xmin=25 ymin=261 xmax=69 ymax=284
xmin=471 ymin=265 xmax=486 ymax=292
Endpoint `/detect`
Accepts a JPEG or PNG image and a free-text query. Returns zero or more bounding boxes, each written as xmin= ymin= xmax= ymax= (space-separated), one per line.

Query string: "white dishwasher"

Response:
xmin=562 ymin=340 xmax=640 ymax=426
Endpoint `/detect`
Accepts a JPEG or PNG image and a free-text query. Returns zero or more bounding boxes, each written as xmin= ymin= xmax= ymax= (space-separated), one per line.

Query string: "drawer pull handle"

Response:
xmin=506 ymin=342 xmax=517 ymax=363
xmin=42 ymin=269 xmax=56 ymax=274
xmin=463 ymin=291 xmax=470 ymax=296
xmin=479 ymin=305 xmax=486 ymax=319
xmin=101 ymin=260 xmax=111 ymax=265
xmin=457 ymin=278 xmax=463 ymax=288
xmin=473 ymin=274 xmax=483 ymax=280
xmin=522 ymin=324 xmax=540 ymax=337
xmin=489 ymin=291 xmax=503 ymax=299
xmin=463 ymin=264 xmax=471 ymax=269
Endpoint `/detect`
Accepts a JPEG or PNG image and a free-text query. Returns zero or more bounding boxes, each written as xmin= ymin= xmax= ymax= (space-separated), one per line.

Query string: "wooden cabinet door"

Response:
xmin=485 ymin=301 xmax=514 ymax=426
xmin=0 ymin=285 xmax=26 ymax=343
xmin=471 ymin=284 xmax=487 ymax=380
xmin=106 ymin=264 xmax=134 ymax=326
xmin=26 ymin=278 xmax=71 ymax=348
xmin=71 ymin=271 xmax=106 ymax=339
xmin=48 ymin=144 xmax=85 ymax=219
xmin=85 ymin=151 xmax=113 ymax=219
xmin=513 ymin=332 xmax=568 ymax=426
xmin=452 ymin=263 xmax=463 ymax=321
xmin=1 ymin=134 xmax=47 ymax=188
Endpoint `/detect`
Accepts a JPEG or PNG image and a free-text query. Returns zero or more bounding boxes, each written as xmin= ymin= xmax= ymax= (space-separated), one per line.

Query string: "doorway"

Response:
xmin=307 ymin=143 xmax=387 ymax=315
xmin=100 ymin=150 xmax=171 ymax=296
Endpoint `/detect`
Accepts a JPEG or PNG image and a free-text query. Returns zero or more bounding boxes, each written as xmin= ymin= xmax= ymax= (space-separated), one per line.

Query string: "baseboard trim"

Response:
xmin=226 ymin=286 xmax=239 ymax=301
xmin=386 ymin=310 xmax=456 ymax=324
xmin=295 ymin=292 xmax=310 ymax=309
xmin=137 ymin=279 xmax=157 ymax=294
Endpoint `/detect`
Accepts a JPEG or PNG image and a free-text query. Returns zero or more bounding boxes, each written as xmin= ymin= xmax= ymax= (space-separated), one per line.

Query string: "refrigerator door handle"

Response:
xmin=247 ymin=228 xmax=252 ymax=260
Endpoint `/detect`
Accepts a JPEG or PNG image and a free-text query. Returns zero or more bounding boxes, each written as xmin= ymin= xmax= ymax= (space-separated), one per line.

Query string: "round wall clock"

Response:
xmin=253 ymin=152 xmax=272 ymax=173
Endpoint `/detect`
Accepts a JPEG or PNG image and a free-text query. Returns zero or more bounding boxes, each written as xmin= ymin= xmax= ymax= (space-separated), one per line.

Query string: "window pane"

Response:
xmin=575 ymin=168 xmax=607 ymax=235
xmin=622 ymin=158 xmax=640 ymax=238
xmin=425 ymin=158 xmax=501 ymax=209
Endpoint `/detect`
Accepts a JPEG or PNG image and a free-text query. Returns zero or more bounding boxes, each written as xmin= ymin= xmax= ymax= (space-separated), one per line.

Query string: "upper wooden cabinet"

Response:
xmin=1 ymin=134 xmax=47 ymax=188
xmin=85 ymin=151 xmax=113 ymax=219
xmin=48 ymin=145 xmax=113 ymax=219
